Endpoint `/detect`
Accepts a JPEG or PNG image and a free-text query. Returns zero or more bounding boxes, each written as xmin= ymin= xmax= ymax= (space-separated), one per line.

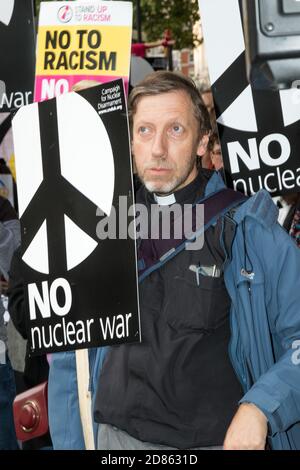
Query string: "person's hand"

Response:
xmin=223 ymin=403 xmax=268 ymax=450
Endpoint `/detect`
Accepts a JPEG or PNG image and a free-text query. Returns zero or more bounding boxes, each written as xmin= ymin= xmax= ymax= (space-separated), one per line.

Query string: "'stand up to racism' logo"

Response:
xmin=58 ymin=5 xmax=73 ymax=23
xmin=0 ymin=0 xmax=14 ymax=26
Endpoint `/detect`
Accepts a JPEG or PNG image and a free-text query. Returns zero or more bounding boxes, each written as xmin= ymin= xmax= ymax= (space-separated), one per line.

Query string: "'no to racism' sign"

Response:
xmin=35 ymin=1 xmax=132 ymax=102
xmin=12 ymin=80 xmax=140 ymax=355
xmin=199 ymin=0 xmax=300 ymax=196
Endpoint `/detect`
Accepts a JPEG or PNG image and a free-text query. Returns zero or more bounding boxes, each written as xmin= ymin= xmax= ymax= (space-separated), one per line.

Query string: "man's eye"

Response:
xmin=170 ymin=124 xmax=184 ymax=135
xmin=138 ymin=126 xmax=150 ymax=135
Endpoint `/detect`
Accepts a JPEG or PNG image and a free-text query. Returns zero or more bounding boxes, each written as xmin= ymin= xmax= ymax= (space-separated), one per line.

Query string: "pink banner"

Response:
xmin=34 ymin=75 xmax=129 ymax=102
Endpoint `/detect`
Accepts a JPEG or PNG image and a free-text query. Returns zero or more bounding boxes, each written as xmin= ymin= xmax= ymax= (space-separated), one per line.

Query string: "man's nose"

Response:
xmin=151 ymin=130 xmax=167 ymax=159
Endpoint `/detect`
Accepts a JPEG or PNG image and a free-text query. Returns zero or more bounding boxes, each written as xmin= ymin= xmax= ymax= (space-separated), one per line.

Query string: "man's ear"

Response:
xmin=196 ymin=134 xmax=209 ymax=157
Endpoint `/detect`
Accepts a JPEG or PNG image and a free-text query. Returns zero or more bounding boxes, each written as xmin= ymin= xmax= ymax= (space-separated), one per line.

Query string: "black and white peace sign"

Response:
xmin=199 ymin=0 xmax=300 ymax=133
xmin=0 ymin=0 xmax=14 ymax=26
xmin=12 ymin=91 xmax=115 ymax=275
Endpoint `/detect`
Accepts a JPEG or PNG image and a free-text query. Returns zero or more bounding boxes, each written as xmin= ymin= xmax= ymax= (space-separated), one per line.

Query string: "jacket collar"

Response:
xmin=233 ymin=190 xmax=278 ymax=229
xmin=204 ymin=171 xmax=279 ymax=229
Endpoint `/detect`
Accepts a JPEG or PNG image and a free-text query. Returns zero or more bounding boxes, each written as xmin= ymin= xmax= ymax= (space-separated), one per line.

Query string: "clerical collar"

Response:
xmin=154 ymin=193 xmax=176 ymax=206
xmin=152 ymin=172 xmax=205 ymax=206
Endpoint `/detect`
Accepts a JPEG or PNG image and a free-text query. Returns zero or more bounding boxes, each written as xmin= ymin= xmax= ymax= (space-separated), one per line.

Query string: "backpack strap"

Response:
xmin=138 ymin=188 xmax=247 ymax=283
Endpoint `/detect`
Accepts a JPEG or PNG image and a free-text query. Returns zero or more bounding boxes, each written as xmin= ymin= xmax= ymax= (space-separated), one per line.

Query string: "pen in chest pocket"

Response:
xmin=189 ymin=264 xmax=221 ymax=286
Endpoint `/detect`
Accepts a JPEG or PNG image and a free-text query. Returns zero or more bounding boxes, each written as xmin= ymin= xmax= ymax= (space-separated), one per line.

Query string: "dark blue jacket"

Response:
xmin=48 ymin=173 xmax=300 ymax=450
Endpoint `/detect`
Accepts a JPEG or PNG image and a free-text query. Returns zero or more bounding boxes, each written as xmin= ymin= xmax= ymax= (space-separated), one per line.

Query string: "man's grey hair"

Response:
xmin=128 ymin=71 xmax=211 ymax=138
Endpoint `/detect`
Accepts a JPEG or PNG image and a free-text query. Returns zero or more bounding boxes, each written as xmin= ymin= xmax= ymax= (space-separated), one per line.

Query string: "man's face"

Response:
xmin=132 ymin=90 xmax=204 ymax=194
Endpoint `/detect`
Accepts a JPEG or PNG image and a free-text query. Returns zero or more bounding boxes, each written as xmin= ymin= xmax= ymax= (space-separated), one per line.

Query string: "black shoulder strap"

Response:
xmin=138 ymin=188 xmax=247 ymax=282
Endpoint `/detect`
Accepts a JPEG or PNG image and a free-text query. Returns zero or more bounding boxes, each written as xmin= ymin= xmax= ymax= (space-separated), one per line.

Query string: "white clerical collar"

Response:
xmin=154 ymin=193 xmax=176 ymax=206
